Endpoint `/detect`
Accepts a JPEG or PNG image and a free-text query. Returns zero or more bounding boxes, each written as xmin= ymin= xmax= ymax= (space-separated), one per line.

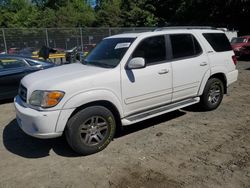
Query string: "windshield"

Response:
xmin=83 ymin=38 xmax=135 ymax=68
xmin=231 ymin=37 xmax=247 ymax=44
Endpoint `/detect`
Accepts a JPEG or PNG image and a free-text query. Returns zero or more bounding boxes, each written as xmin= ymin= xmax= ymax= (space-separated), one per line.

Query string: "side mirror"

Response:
xmin=127 ymin=57 xmax=146 ymax=69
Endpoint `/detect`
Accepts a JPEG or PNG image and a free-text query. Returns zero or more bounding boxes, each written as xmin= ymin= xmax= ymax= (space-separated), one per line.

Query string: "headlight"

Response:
xmin=29 ymin=90 xmax=65 ymax=108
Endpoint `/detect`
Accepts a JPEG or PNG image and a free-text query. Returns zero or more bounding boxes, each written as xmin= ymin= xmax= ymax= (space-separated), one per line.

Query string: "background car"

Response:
xmin=231 ymin=36 xmax=250 ymax=58
xmin=7 ymin=48 xmax=20 ymax=54
xmin=0 ymin=55 xmax=55 ymax=100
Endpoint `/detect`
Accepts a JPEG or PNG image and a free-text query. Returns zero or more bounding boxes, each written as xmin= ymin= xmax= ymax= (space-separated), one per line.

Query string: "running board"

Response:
xmin=121 ymin=97 xmax=200 ymax=126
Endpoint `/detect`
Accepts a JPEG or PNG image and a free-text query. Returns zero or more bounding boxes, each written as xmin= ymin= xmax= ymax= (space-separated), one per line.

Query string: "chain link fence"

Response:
xmin=0 ymin=27 xmax=154 ymax=54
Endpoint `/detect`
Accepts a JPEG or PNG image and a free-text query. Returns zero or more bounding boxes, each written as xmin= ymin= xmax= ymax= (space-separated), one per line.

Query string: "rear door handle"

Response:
xmin=158 ymin=69 xmax=169 ymax=74
xmin=200 ymin=62 xmax=208 ymax=66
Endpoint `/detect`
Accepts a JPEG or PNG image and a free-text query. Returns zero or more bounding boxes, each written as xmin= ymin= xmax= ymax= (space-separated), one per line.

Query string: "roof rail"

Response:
xmin=122 ymin=29 xmax=154 ymax=34
xmin=154 ymin=26 xmax=217 ymax=31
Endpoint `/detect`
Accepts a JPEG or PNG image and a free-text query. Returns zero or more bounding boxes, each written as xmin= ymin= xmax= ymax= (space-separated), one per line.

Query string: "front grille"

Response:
xmin=18 ymin=84 xmax=27 ymax=102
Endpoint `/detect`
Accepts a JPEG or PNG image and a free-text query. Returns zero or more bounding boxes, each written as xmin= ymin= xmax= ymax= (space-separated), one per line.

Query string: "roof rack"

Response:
xmin=154 ymin=26 xmax=217 ymax=31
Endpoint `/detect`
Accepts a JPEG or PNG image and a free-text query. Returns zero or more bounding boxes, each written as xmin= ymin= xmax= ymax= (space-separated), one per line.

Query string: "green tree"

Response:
xmin=121 ymin=0 xmax=158 ymax=27
xmin=95 ymin=0 xmax=158 ymax=27
xmin=0 ymin=0 xmax=39 ymax=27
xmin=32 ymin=0 xmax=68 ymax=9
xmin=95 ymin=0 xmax=123 ymax=27
xmin=36 ymin=7 xmax=57 ymax=27
xmin=55 ymin=0 xmax=96 ymax=27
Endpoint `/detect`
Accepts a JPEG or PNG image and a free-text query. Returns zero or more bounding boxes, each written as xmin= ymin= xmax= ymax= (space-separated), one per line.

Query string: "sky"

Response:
xmin=87 ymin=0 xmax=96 ymax=7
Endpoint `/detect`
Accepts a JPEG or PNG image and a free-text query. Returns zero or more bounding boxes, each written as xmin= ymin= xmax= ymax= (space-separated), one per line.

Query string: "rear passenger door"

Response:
xmin=0 ymin=58 xmax=29 ymax=99
xmin=169 ymin=34 xmax=210 ymax=101
xmin=203 ymin=33 xmax=236 ymax=73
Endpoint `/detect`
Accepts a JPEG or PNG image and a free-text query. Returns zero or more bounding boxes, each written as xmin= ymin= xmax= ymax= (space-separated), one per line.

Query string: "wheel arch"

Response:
xmin=198 ymin=70 xmax=228 ymax=96
xmin=69 ymin=100 xmax=122 ymax=127
xmin=209 ymin=73 xmax=227 ymax=94
xmin=55 ymin=90 xmax=123 ymax=133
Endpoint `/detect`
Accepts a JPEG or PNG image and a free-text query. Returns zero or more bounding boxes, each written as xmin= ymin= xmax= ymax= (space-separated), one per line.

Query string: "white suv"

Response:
xmin=15 ymin=28 xmax=238 ymax=155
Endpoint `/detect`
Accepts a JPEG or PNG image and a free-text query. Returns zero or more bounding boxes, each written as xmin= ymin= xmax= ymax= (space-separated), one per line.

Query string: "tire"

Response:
xmin=65 ymin=106 xmax=116 ymax=155
xmin=199 ymin=78 xmax=224 ymax=111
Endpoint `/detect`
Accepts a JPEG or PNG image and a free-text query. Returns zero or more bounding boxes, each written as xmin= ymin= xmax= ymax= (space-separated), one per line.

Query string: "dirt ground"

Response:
xmin=0 ymin=61 xmax=250 ymax=188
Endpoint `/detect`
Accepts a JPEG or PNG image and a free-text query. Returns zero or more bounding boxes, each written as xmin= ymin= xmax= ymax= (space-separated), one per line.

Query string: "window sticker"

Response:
xmin=115 ymin=43 xmax=131 ymax=49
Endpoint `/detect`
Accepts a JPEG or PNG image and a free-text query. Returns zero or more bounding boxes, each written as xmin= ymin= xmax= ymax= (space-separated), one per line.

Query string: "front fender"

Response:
xmin=63 ymin=89 xmax=123 ymax=116
xmin=55 ymin=89 xmax=123 ymax=133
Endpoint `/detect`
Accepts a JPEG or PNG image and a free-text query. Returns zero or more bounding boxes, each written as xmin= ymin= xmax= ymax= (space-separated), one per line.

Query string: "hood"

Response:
xmin=21 ymin=63 xmax=110 ymax=93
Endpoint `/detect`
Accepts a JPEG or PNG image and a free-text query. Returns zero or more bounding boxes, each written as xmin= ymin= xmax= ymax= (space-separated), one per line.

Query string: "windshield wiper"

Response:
xmin=82 ymin=60 xmax=114 ymax=68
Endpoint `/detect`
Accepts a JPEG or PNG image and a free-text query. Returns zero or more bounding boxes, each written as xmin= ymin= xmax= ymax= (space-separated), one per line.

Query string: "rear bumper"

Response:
xmin=14 ymin=96 xmax=63 ymax=139
xmin=227 ymin=70 xmax=238 ymax=86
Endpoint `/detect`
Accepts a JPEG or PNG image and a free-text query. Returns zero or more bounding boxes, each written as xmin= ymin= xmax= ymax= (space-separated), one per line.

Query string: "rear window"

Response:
xmin=203 ymin=33 xmax=232 ymax=52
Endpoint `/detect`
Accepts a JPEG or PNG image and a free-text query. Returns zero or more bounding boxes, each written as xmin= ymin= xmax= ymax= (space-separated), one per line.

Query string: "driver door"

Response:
xmin=121 ymin=35 xmax=173 ymax=116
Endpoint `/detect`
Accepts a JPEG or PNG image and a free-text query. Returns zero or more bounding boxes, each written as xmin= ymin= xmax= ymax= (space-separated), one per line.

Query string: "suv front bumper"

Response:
xmin=14 ymin=96 xmax=63 ymax=139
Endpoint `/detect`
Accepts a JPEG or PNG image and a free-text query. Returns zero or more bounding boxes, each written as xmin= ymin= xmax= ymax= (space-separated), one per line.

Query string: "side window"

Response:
xmin=170 ymin=34 xmax=202 ymax=59
xmin=0 ymin=58 xmax=27 ymax=71
xmin=132 ymin=36 xmax=166 ymax=64
xmin=203 ymin=33 xmax=232 ymax=52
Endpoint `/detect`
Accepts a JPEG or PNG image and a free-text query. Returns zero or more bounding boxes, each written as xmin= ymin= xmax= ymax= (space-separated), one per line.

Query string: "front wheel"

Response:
xmin=199 ymin=78 xmax=224 ymax=111
xmin=65 ymin=106 xmax=116 ymax=155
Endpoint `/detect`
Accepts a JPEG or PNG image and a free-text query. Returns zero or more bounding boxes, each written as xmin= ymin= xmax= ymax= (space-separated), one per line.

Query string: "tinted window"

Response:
xmin=203 ymin=33 xmax=232 ymax=52
xmin=170 ymin=34 xmax=202 ymax=59
xmin=132 ymin=36 xmax=166 ymax=64
xmin=0 ymin=58 xmax=27 ymax=70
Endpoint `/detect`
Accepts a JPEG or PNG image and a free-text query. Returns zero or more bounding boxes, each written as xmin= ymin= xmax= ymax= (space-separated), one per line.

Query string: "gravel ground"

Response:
xmin=0 ymin=61 xmax=250 ymax=188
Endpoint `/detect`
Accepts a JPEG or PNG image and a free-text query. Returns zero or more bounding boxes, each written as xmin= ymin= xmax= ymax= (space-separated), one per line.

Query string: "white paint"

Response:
xmin=15 ymin=28 xmax=238 ymax=138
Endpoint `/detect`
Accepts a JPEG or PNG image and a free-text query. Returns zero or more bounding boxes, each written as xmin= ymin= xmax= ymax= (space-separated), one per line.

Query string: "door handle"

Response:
xmin=207 ymin=51 xmax=214 ymax=54
xmin=200 ymin=62 xmax=208 ymax=66
xmin=158 ymin=69 xmax=169 ymax=74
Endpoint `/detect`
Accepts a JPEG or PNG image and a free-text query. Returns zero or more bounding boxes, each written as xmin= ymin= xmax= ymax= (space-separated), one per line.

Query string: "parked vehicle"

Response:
xmin=0 ymin=55 xmax=55 ymax=100
xmin=8 ymin=48 xmax=20 ymax=54
xmin=15 ymin=28 xmax=238 ymax=155
xmin=65 ymin=47 xmax=85 ymax=64
xmin=231 ymin=36 xmax=250 ymax=58
xmin=18 ymin=47 xmax=37 ymax=57
xmin=0 ymin=50 xmax=6 ymax=54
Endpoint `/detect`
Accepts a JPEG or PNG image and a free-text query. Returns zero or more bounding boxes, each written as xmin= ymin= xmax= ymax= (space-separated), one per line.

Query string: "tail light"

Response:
xmin=232 ymin=55 xmax=237 ymax=65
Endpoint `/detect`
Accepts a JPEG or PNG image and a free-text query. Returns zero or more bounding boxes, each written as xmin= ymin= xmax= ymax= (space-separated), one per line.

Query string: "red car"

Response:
xmin=231 ymin=36 xmax=250 ymax=58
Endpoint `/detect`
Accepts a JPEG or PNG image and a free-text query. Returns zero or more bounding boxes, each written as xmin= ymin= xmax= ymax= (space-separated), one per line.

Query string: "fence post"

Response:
xmin=45 ymin=28 xmax=49 ymax=47
xmin=80 ymin=27 xmax=83 ymax=52
xmin=2 ymin=28 xmax=7 ymax=53
xmin=109 ymin=28 xmax=112 ymax=36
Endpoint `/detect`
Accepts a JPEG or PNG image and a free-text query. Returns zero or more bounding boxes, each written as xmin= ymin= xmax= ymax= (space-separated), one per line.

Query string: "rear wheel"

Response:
xmin=65 ymin=106 xmax=116 ymax=155
xmin=199 ymin=78 xmax=224 ymax=111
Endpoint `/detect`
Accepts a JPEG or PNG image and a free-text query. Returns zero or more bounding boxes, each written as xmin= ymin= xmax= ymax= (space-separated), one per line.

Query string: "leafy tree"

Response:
xmin=0 ymin=0 xmax=249 ymax=34
xmin=95 ymin=0 xmax=123 ymax=27
xmin=36 ymin=8 xmax=57 ymax=27
xmin=121 ymin=0 xmax=158 ymax=27
xmin=55 ymin=0 xmax=96 ymax=27
xmin=95 ymin=0 xmax=158 ymax=27
xmin=0 ymin=0 xmax=39 ymax=27
xmin=32 ymin=0 xmax=68 ymax=9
